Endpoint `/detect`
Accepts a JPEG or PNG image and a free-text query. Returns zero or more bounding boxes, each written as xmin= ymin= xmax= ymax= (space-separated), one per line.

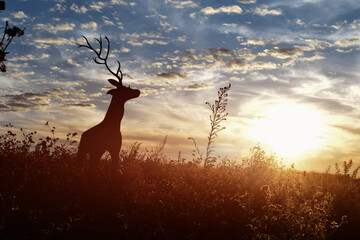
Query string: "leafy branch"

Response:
xmin=0 ymin=1 xmax=25 ymax=72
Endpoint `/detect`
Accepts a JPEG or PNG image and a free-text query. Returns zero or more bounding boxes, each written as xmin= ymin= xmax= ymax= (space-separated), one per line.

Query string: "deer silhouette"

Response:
xmin=77 ymin=36 xmax=140 ymax=174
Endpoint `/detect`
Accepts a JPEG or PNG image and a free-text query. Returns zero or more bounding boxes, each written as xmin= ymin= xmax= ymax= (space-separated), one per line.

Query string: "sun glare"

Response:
xmin=250 ymin=103 xmax=326 ymax=158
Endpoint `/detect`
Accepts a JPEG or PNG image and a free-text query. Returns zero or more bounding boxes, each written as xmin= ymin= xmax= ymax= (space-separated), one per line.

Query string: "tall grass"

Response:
xmin=0 ymin=125 xmax=359 ymax=239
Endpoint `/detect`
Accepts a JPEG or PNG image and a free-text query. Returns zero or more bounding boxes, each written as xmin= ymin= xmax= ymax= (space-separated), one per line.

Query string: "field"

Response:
xmin=1 ymin=127 xmax=360 ymax=240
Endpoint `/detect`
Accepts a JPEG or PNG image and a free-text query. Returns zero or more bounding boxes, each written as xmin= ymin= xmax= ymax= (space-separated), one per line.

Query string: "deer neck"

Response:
xmin=102 ymin=96 xmax=126 ymax=128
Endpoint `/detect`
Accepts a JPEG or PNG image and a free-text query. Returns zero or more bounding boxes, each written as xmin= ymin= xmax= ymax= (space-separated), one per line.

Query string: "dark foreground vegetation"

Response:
xmin=1 ymin=127 xmax=360 ymax=240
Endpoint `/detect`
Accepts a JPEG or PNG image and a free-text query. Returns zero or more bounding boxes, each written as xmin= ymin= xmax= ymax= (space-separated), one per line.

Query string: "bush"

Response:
xmin=0 ymin=125 xmax=359 ymax=239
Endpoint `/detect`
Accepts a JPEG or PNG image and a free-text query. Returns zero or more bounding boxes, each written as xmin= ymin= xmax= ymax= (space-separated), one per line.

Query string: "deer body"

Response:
xmin=77 ymin=36 xmax=140 ymax=173
xmin=78 ymin=86 xmax=140 ymax=171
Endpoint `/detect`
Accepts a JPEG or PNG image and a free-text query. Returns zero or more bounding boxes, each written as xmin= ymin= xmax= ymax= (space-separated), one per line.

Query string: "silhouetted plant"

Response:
xmin=333 ymin=159 xmax=360 ymax=178
xmin=0 ymin=2 xmax=25 ymax=72
xmin=187 ymin=136 xmax=203 ymax=165
xmin=204 ymin=84 xmax=231 ymax=168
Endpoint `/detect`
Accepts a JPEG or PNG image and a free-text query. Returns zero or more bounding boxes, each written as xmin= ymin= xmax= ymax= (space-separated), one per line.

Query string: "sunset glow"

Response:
xmin=250 ymin=103 xmax=326 ymax=158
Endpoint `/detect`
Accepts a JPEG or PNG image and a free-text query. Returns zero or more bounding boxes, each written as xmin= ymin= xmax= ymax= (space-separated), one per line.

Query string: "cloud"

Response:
xmin=304 ymin=39 xmax=332 ymax=50
xmin=237 ymin=0 xmax=256 ymax=3
xmin=225 ymin=59 xmax=248 ymax=70
xmin=140 ymin=87 xmax=159 ymax=96
xmin=80 ymin=21 xmax=98 ymax=31
xmin=350 ymin=19 xmax=360 ymax=29
xmin=10 ymin=54 xmax=50 ymax=61
xmin=299 ymin=52 xmax=325 ymax=62
xmin=335 ymin=49 xmax=353 ymax=53
xmin=250 ymin=61 xmax=277 ymax=70
xmin=142 ymin=39 xmax=168 ymax=45
xmin=111 ymin=0 xmax=130 ymax=5
xmin=258 ymin=47 xmax=303 ymax=59
xmin=34 ymin=37 xmax=73 ymax=45
xmin=334 ymin=38 xmax=359 ymax=47
xmin=165 ymin=0 xmax=198 ymax=8
xmin=55 ymin=23 xmax=76 ymax=31
xmin=70 ymin=3 xmax=88 ymax=14
xmin=299 ymin=96 xmax=355 ymax=114
xmin=201 ymin=5 xmax=243 ymax=15
xmin=183 ymin=83 xmax=213 ymax=91
xmin=332 ymin=124 xmax=360 ymax=136
xmin=146 ymin=11 xmax=167 ymax=19
xmin=11 ymin=11 xmax=28 ymax=19
xmin=330 ymin=21 xmax=347 ymax=30
xmin=90 ymin=1 xmax=106 ymax=12
xmin=177 ymin=35 xmax=187 ymax=42
xmin=61 ymin=103 xmax=96 ymax=109
xmin=253 ymin=4 xmax=282 ymax=16
xmin=160 ymin=21 xmax=178 ymax=32
xmin=66 ymin=59 xmax=81 ymax=67
xmin=121 ymin=46 xmax=131 ymax=53
xmin=49 ymin=3 xmax=66 ymax=12
xmin=242 ymin=38 xmax=279 ymax=46
xmin=0 ymin=92 xmax=52 ymax=112
xmin=33 ymin=23 xmax=75 ymax=34
xmin=0 ymin=88 xmax=93 ymax=112
xmin=5 ymin=70 xmax=35 ymax=79
xmin=103 ymin=16 xmax=115 ymax=25
xmin=121 ymin=32 xmax=168 ymax=47
xmin=295 ymin=18 xmax=305 ymax=25
xmin=155 ymin=72 xmax=188 ymax=79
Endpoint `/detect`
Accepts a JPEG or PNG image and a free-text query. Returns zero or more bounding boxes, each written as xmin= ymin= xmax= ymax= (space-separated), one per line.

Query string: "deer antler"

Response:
xmin=78 ymin=35 xmax=123 ymax=85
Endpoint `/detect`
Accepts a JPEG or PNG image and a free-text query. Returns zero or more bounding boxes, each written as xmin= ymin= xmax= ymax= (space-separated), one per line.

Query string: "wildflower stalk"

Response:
xmin=204 ymin=84 xmax=231 ymax=168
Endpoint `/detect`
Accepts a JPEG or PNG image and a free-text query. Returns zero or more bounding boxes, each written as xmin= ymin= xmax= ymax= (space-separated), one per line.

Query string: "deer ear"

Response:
xmin=108 ymin=79 xmax=120 ymax=87
xmin=107 ymin=89 xmax=117 ymax=95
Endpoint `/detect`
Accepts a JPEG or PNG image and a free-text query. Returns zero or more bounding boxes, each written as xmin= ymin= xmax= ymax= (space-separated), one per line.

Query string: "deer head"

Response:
xmin=78 ymin=35 xmax=140 ymax=102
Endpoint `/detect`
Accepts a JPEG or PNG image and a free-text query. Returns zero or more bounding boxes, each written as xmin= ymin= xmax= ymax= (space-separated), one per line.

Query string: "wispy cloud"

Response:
xmin=11 ymin=11 xmax=28 ymax=19
xmin=33 ymin=23 xmax=75 ymax=34
xmin=201 ymin=5 xmax=243 ymax=15
xmin=33 ymin=37 xmax=74 ymax=45
xmin=183 ymin=82 xmax=213 ymax=91
xmin=10 ymin=54 xmax=50 ymax=61
xmin=80 ymin=21 xmax=98 ymax=31
xmin=70 ymin=3 xmax=88 ymax=14
xmin=89 ymin=1 xmax=106 ymax=12
xmin=165 ymin=0 xmax=198 ymax=9
xmin=111 ymin=0 xmax=132 ymax=6
xmin=0 ymin=88 xmax=93 ymax=113
xmin=237 ymin=0 xmax=256 ymax=3
xmin=61 ymin=103 xmax=96 ymax=109
xmin=334 ymin=38 xmax=359 ymax=47
xmin=241 ymin=38 xmax=279 ymax=46
xmin=155 ymin=71 xmax=188 ymax=79
xmin=49 ymin=3 xmax=66 ymax=13
xmin=258 ymin=47 xmax=303 ymax=59
xmin=253 ymin=4 xmax=282 ymax=16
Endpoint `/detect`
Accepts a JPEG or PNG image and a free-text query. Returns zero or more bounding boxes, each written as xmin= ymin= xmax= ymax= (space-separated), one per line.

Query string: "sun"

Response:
xmin=250 ymin=103 xmax=326 ymax=158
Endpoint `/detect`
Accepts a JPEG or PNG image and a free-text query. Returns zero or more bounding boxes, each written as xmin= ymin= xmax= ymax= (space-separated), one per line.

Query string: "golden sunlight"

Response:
xmin=250 ymin=103 xmax=326 ymax=158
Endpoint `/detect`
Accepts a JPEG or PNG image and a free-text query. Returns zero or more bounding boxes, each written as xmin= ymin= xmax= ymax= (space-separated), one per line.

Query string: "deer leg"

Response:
xmin=76 ymin=147 xmax=86 ymax=169
xmin=76 ymin=137 xmax=88 ymax=169
xmin=109 ymin=150 xmax=120 ymax=175
xmin=88 ymin=151 xmax=102 ymax=176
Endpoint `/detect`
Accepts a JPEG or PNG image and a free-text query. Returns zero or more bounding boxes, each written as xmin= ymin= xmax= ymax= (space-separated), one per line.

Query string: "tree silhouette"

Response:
xmin=0 ymin=1 xmax=25 ymax=72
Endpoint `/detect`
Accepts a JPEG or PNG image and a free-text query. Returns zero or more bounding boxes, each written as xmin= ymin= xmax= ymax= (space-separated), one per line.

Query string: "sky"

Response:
xmin=1 ymin=0 xmax=360 ymax=171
